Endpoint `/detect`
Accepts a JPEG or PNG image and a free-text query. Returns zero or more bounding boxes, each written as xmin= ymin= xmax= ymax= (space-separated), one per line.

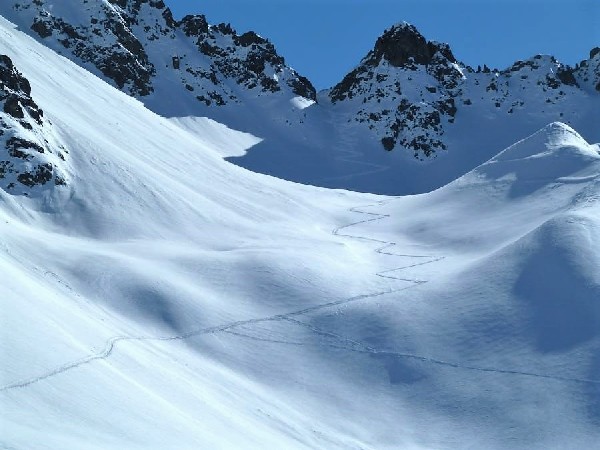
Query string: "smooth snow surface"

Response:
xmin=2 ymin=16 xmax=600 ymax=450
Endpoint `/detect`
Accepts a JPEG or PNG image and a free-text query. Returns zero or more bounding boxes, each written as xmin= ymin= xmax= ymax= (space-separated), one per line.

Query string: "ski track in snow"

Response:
xmin=2 ymin=199 xmax=600 ymax=393
xmin=320 ymin=119 xmax=391 ymax=182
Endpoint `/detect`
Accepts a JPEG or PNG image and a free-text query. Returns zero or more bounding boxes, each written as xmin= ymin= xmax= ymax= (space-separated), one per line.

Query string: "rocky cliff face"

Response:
xmin=575 ymin=47 xmax=600 ymax=93
xmin=7 ymin=0 xmax=315 ymax=110
xmin=0 ymin=55 xmax=69 ymax=194
xmin=327 ymin=23 xmax=599 ymax=159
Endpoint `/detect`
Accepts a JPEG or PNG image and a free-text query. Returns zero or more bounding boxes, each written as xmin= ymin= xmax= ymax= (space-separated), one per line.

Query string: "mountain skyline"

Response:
xmin=164 ymin=0 xmax=600 ymax=90
xmin=5 ymin=0 xmax=597 ymax=196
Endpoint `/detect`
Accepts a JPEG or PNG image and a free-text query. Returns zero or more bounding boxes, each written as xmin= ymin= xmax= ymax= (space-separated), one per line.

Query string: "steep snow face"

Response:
xmin=0 ymin=54 xmax=70 ymax=196
xmin=2 ymin=0 xmax=315 ymax=112
xmin=327 ymin=23 xmax=598 ymax=157
xmin=302 ymin=123 xmax=600 ymax=449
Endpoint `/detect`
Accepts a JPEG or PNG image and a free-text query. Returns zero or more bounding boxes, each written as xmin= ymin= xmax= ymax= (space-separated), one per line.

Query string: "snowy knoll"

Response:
xmin=291 ymin=122 xmax=600 ymax=448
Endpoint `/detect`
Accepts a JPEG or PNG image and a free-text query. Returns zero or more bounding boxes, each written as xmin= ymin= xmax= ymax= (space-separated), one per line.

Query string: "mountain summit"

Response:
xmin=370 ymin=22 xmax=457 ymax=68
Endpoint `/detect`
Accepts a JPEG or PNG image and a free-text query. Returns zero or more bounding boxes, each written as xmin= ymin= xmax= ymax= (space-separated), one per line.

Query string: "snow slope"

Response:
xmin=2 ymin=13 xmax=600 ymax=450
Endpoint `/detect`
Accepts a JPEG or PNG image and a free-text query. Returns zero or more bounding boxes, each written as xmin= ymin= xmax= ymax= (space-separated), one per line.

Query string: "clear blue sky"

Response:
xmin=165 ymin=0 xmax=599 ymax=90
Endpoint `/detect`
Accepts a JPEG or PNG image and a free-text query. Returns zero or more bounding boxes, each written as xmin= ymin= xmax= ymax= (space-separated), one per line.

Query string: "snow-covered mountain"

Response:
xmin=3 ymin=1 xmax=598 ymax=195
xmin=0 ymin=1 xmax=594 ymax=195
xmin=2 ymin=9 xmax=600 ymax=449
xmin=3 ymin=0 xmax=315 ymax=115
xmin=233 ymin=23 xmax=599 ymax=194
xmin=327 ymin=23 xmax=599 ymax=156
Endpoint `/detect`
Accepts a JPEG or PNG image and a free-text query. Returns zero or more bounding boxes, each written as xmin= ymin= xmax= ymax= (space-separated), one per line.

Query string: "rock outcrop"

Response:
xmin=0 ymin=55 xmax=69 ymax=194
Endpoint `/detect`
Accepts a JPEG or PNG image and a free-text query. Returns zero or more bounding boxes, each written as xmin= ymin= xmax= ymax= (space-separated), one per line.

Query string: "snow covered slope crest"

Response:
xmin=4 ymin=0 xmax=315 ymax=113
xmin=467 ymin=122 xmax=600 ymax=191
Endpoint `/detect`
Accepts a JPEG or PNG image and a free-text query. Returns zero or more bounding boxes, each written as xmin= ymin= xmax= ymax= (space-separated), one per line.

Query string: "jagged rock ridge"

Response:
xmin=9 ymin=0 xmax=315 ymax=108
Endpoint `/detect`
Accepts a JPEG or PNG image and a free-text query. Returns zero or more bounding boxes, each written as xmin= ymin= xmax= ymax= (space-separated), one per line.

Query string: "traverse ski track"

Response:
xmin=3 ymin=199 xmax=600 ymax=394
xmin=226 ymin=317 xmax=600 ymax=387
xmin=321 ymin=119 xmax=391 ymax=182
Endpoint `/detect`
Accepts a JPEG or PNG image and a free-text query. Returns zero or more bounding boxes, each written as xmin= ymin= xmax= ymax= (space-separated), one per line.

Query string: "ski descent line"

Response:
xmin=2 ymin=200 xmax=598 ymax=392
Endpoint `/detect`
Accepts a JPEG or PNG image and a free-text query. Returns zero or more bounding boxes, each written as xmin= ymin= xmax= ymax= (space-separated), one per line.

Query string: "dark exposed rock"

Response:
xmin=3 ymin=96 xmax=25 ymax=119
xmin=17 ymin=163 xmax=53 ymax=187
xmin=545 ymin=75 xmax=561 ymax=89
xmin=6 ymin=137 xmax=44 ymax=159
xmin=31 ymin=18 xmax=52 ymax=38
xmin=556 ymin=66 xmax=578 ymax=87
xmin=179 ymin=15 xmax=209 ymax=37
xmin=329 ymin=66 xmax=368 ymax=102
xmin=381 ymin=137 xmax=395 ymax=151
xmin=236 ymin=31 xmax=267 ymax=47
xmin=172 ymin=55 xmax=180 ymax=69
xmin=0 ymin=55 xmax=32 ymax=95
xmin=369 ymin=23 xmax=457 ymax=68
xmin=289 ymin=75 xmax=316 ymax=101
xmin=435 ymin=98 xmax=456 ymax=117
xmin=1 ymin=55 xmax=67 ymax=192
xmin=107 ymin=0 xmax=127 ymax=8
xmin=215 ymin=23 xmax=234 ymax=35
xmin=0 ymin=55 xmax=43 ymax=124
xmin=161 ymin=8 xmax=177 ymax=29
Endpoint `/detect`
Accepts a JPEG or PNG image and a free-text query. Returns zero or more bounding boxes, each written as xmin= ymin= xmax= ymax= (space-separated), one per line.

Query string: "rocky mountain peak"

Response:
xmin=369 ymin=22 xmax=457 ymax=68
xmin=179 ymin=14 xmax=209 ymax=37
xmin=327 ymin=21 xmax=598 ymax=161
xmin=329 ymin=22 xmax=460 ymax=104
